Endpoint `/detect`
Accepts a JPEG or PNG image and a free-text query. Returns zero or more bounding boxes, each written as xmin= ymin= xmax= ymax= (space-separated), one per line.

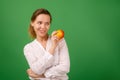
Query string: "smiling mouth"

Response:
xmin=39 ymin=30 xmax=46 ymax=34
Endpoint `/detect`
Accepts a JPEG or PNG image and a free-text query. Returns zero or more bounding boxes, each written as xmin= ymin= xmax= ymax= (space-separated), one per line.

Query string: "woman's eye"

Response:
xmin=46 ymin=22 xmax=49 ymax=25
xmin=38 ymin=22 xmax=42 ymax=24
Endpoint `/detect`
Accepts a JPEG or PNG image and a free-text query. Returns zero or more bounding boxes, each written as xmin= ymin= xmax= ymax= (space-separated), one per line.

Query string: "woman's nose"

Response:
xmin=41 ymin=24 xmax=45 ymax=28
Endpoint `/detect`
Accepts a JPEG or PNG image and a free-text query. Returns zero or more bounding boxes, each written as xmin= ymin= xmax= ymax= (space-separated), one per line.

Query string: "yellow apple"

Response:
xmin=55 ymin=29 xmax=64 ymax=39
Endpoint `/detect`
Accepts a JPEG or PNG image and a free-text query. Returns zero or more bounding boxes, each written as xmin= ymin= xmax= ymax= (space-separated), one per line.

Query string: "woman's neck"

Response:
xmin=36 ymin=35 xmax=49 ymax=49
xmin=36 ymin=35 xmax=49 ymax=42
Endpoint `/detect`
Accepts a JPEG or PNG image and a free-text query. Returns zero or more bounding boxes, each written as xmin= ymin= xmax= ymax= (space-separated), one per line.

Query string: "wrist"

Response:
xmin=48 ymin=46 xmax=56 ymax=55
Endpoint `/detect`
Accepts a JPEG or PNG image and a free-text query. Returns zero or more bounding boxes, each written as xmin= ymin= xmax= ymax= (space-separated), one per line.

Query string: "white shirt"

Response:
xmin=23 ymin=37 xmax=70 ymax=80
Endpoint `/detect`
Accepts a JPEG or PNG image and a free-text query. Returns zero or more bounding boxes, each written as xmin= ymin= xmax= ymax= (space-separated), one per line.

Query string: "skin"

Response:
xmin=27 ymin=14 xmax=60 ymax=78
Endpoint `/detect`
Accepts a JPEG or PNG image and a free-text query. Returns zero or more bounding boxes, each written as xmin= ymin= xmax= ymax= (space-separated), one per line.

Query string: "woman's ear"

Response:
xmin=30 ymin=21 xmax=34 ymax=27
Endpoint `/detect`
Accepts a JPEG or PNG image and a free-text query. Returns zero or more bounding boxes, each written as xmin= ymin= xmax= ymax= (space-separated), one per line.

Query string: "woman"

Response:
xmin=23 ymin=8 xmax=70 ymax=80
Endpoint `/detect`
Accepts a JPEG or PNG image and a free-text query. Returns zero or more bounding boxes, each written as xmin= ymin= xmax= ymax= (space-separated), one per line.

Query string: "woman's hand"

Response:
xmin=27 ymin=69 xmax=45 ymax=78
xmin=49 ymin=31 xmax=60 ymax=55
xmin=51 ymin=31 xmax=59 ymax=47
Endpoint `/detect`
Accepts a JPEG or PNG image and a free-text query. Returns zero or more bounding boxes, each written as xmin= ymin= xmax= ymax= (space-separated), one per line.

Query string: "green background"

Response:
xmin=0 ymin=0 xmax=120 ymax=80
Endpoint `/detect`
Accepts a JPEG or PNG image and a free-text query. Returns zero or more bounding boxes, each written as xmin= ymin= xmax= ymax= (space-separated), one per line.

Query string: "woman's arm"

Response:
xmin=44 ymin=39 xmax=70 ymax=78
xmin=27 ymin=69 xmax=45 ymax=78
xmin=24 ymin=44 xmax=54 ymax=75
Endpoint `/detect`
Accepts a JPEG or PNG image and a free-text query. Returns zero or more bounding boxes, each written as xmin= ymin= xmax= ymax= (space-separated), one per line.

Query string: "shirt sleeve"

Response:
xmin=24 ymin=44 xmax=54 ymax=75
xmin=44 ymin=39 xmax=70 ymax=78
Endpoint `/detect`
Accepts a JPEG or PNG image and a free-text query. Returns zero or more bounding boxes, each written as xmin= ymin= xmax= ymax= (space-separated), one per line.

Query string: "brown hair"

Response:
xmin=28 ymin=8 xmax=52 ymax=38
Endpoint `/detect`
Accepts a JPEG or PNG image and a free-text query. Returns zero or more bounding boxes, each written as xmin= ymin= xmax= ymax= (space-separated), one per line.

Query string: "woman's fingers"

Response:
xmin=27 ymin=69 xmax=36 ymax=76
xmin=53 ymin=36 xmax=59 ymax=41
xmin=51 ymin=30 xmax=57 ymax=36
xmin=27 ymin=69 xmax=32 ymax=74
xmin=26 ymin=69 xmax=45 ymax=78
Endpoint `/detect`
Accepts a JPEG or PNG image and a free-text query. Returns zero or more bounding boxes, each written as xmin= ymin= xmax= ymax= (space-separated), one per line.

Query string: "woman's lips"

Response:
xmin=39 ymin=30 xmax=46 ymax=34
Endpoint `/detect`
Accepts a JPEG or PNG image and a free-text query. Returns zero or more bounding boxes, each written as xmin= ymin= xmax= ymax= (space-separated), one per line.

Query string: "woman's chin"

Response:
xmin=38 ymin=34 xmax=47 ymax=38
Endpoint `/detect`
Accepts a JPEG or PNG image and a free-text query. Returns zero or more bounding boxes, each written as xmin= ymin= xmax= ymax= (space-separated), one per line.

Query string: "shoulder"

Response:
xmin=23 ymin=40 xmax=36 ymax=52
xmin=59 ymin=38 xmax=67 ymax=44
xmin=58 ymin=38 xmax=68 ymax=47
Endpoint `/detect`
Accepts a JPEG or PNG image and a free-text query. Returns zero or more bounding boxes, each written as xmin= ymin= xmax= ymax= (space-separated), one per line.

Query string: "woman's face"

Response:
xmin=31 ymin=14 xmax=51 ymax=38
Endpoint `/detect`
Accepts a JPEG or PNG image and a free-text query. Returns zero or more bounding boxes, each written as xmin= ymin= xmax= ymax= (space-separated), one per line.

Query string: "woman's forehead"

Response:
xmin=35 ymin=14 xmax=50 ymax=22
